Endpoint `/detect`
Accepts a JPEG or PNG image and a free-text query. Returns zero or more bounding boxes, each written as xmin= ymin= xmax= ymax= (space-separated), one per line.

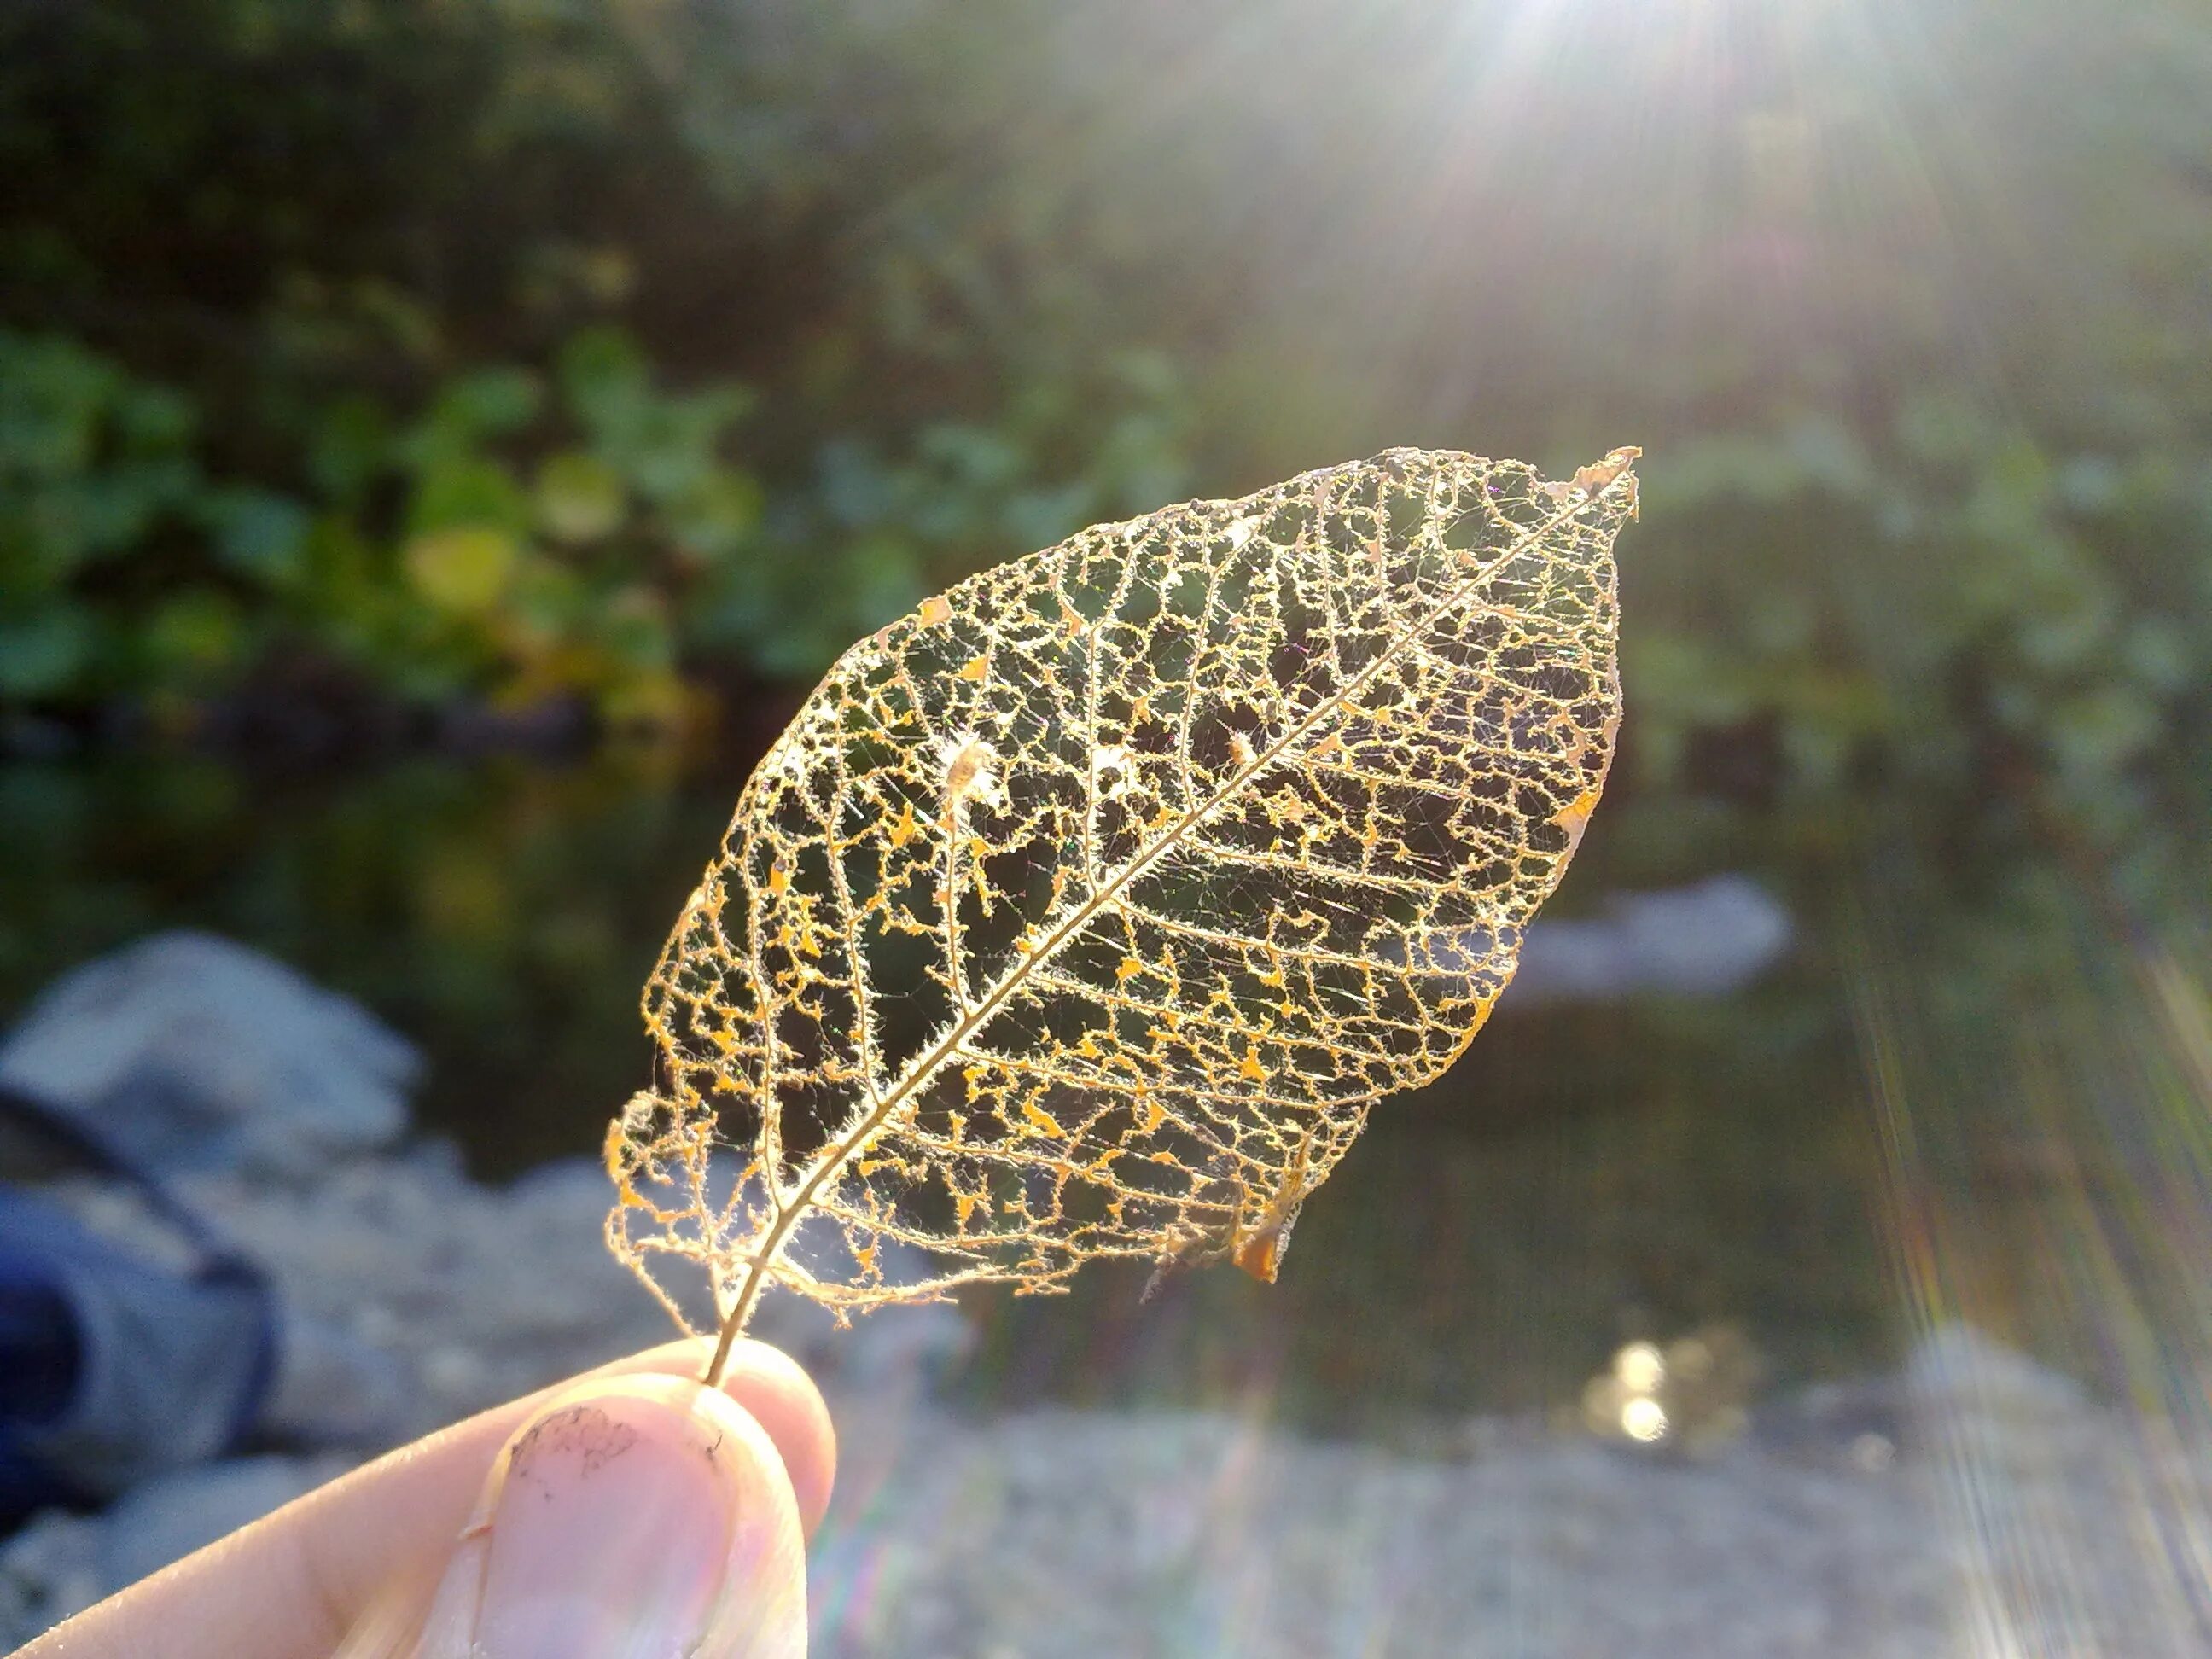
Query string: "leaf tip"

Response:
xmin=1557 ymin=445 xmax=1643 ymax=518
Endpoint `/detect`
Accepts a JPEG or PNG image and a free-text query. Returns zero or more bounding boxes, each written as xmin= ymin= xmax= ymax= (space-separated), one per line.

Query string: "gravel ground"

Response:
xmin=807 ymin=1376 xmax=2212 ymax=1656
xmin=6 ymin=1147 xmax=2209 ymax=1655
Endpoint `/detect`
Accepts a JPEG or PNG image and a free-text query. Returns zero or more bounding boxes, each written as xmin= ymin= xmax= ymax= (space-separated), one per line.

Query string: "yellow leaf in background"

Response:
xmin=604 ymin=446 xmax=1637 ymax=1381
xmin=534 ymin=451 xmax=627 ymax=544
xmin=402 ymin=524 xmax=519 ymax=614
xmin=598 ymin=668 xmax=691 ymax=732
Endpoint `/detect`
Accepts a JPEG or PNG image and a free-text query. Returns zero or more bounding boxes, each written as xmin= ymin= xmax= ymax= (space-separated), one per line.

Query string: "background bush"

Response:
xmin=3 ymin=0 xmax=2207 ymax=878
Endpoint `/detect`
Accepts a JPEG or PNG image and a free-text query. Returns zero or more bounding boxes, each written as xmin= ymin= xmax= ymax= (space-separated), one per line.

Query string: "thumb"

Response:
xmin=399 ymin=1372 xmax=808 ymax=1659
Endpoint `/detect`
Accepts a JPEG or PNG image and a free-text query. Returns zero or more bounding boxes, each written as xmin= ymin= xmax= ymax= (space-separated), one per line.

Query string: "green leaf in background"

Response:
xmin=110 ymin=381 xmax=196 ymax=454
xmin=307 ymin=396 xmax=393 ymax=505
xmin=534 ymin=451 xmax=626 ymax=544
xmin=842 ymin=527 xmax=926 ymax=623
xmin=2049 ymin=685 xmax=2163 ymax=783
xmin=0 ymin=606 xmax=96 ymax=698
xmin=614 ymin=390 xmax=754 ymax=506
xmin=596 ymin=586 xmax=675 ymax=673
xmin=504 ymin=554 xmax=589 ymax=647
xmin=669 ymin=466 xmax=763 ymax=562
xmin=815 ymin=439 xmax=898 ymax=530
xmin=416 ymin=368 xmax=544 ymax=456
xmin=201 ymin=488 xmax=312 ymax=586
xmin=2125 ymin=619 xmax=2194 ymax=695
xmin=143 ymin=588 xmax=245 ymax=683
xmin=82 ymin=457 xmax=202 ymax=558
xmin=0 ymin=332 xmax=120 ymax=475
xmin=998 ymin=480 xmax=1094 ymax=552
xmin=404 ymin=525 xmax=521 ymax=615
xmin=408 ymin=456 xmax=533 ymax=538
xmin=557 ymin=326 xmax=652 ymax=442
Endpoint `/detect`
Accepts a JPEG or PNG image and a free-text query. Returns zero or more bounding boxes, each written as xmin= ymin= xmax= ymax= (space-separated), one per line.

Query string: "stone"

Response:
xmin=1505 ymin=875 xmax=1795 ymax=1005
xmin=0 ymin=932 xmax=418 ymax=1177
xmin=1904 ymin=1322 xmax=2088 ymax=1420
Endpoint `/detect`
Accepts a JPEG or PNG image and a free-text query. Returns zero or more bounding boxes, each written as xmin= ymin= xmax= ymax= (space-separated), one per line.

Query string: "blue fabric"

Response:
xmin=0 ymin=1272 xmax=80 ymax=1524
xmin=0 ymin=1278 xmax=77 ymax=1424
xmin=0 ymin=1087 xmax=276 ymax=1525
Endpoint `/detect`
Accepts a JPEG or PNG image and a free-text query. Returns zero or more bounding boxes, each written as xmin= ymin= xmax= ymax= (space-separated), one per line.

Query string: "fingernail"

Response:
xmin=422 ymin=1374 xmax=801 ymax=1659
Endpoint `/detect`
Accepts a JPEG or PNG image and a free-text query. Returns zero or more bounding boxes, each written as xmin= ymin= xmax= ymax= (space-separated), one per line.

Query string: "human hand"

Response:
xmin=15 ymin=1337 xmax=835 ymax=1659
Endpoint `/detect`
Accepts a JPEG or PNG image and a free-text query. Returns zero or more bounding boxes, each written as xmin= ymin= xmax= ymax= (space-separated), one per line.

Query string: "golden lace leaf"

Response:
xmin=606 ymin=446 xmax=1637 ymax=1375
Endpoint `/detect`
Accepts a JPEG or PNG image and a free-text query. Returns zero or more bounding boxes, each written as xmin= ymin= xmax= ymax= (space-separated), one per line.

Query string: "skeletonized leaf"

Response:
xmin=607 ymin=446 xmax=1634 ymax=1357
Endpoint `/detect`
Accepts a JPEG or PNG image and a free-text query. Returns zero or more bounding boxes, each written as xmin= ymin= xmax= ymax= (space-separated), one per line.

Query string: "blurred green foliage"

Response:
xmin=0 ymin=323 xmax=760 ymax=723
xmin=1628 ymin=405 xmax=2211 ymax=875
xmin=0 ymin=0 xmax=1195 ymax=729
xmin=1 ymin=0 xmax=2207 ymax=872
xmin=0 ymin=315 xmax=1188 ymax=720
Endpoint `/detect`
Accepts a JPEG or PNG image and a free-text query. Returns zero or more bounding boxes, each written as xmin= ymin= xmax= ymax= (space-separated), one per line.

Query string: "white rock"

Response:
xmin=1504 ymin=875 xmax=1795 ymax=1005
xmin=0 ymin=1511 xmax=102 ymax=1649
xmin=0 ymin=932 xmax=418 ymax=1176
xmin=1904 ymin=1323 xmax=2088 ymax=1419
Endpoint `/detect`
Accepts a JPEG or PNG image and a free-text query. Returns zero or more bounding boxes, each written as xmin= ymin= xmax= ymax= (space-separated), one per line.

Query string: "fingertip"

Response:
xmin=416 ymin=1373 xmax=808 ymax=1659
xmin=597 ymin=1336 xmax=835 ymax=1534
xmin=714 ymin=1340 xmax=837 ymax=1536
xmin=668 ymin=1380 xmax=813 ymax=1658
